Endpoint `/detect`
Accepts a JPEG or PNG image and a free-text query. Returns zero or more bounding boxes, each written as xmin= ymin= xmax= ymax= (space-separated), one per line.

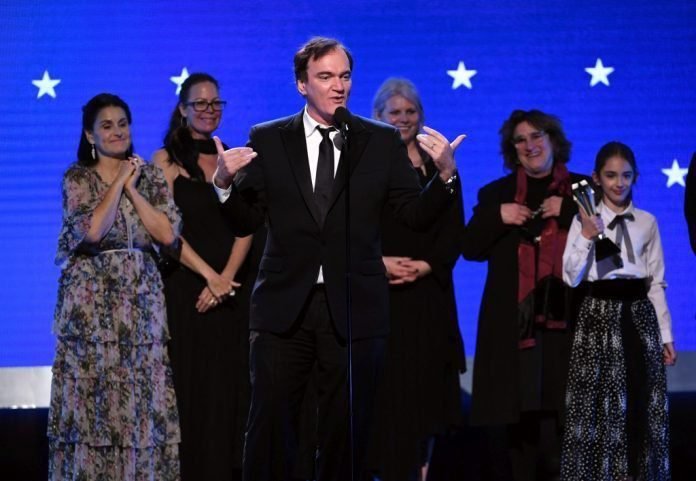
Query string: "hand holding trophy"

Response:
xmin=571 ymin=179 xmax=622 ymax=262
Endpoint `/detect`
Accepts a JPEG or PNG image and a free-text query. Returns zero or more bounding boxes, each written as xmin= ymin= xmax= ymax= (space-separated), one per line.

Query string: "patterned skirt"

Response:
xmin=48 ymin=251 xmax=181 ymax=480
xmin=561 ymin=279 xmax=670 ymax=481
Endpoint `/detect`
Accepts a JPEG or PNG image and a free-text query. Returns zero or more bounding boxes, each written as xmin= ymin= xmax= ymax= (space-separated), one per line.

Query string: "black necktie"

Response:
xmin=607 ymin=213 xmax=636 ymax=264
xmin=314 ymin=127 xmax=335 ymax=225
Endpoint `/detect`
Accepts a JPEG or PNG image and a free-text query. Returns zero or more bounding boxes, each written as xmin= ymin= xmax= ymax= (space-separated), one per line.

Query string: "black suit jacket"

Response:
xmin=222 ymin=110 xmax=455 ymax=340
xmin=686 ymin=152 xmax=696 ymax=255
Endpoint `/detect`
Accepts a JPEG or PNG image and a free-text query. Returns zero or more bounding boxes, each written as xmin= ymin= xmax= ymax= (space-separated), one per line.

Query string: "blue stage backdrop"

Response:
xmin=1 ymin=1 xmax=695 ymax=372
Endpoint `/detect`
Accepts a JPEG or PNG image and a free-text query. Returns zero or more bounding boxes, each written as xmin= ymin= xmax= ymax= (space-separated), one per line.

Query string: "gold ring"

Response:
xmin=208 ymin=299 xmax=215 ymax=305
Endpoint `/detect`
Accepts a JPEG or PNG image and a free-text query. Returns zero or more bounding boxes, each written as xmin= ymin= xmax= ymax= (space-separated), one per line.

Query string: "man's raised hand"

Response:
xmin=212 ymin=136 xmax=258 ymax=189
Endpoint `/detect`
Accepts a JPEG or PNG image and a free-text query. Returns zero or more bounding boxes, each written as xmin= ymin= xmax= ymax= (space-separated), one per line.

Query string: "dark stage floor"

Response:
xmin=428 ymin=392 xmax=696 ymax=480
xmin=2 ymin=392 xmax=695 ymax=480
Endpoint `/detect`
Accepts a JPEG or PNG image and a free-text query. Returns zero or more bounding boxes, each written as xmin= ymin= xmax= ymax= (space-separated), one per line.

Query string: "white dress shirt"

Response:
xmin=563 ymin=201 xmax=673 ymax=343
xmin=302 ymin=107 xmax=341 ymax=283
xmin=302 ymin=106 xmax=341 ymax=189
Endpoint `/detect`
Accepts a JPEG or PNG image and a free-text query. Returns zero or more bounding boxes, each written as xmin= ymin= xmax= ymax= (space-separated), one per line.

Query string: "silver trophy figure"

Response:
xmin=571 ymin=179 xmax=621 ymax=261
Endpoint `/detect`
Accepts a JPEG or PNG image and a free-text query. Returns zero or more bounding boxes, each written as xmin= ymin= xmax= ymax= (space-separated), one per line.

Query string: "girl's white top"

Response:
xmin=563 ymin=201 xmax=673 ymax=343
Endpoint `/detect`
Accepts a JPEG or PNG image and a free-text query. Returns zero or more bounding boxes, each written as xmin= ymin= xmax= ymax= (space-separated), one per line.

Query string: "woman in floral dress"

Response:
xmin=48 ymin=93 xmax=182 ymax=480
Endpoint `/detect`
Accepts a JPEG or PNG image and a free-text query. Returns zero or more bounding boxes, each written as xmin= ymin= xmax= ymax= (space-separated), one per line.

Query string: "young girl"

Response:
xmin=561 ymin=141 xmax=676 ymax=481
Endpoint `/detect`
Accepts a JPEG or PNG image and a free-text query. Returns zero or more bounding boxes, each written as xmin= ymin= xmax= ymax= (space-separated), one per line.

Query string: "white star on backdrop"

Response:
xmin=661 ymin=159 xmax=688 ymax=188
xmin=585 ymin=58 xmax=614 ymax=87
xmin=170 ymin=67 xmax=190 ymax=95
xmin=447 ymin=61 xmax=477 ymax=90
xmin=32 ymin=70 xmax=61 ymax=99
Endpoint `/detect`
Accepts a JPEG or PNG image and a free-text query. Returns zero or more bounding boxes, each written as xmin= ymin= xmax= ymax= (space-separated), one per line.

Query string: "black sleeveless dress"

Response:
xmin=368 ymin=160 xmax=466 ymax=480
xmin=163 ymin=175 xmax=251 ymax=480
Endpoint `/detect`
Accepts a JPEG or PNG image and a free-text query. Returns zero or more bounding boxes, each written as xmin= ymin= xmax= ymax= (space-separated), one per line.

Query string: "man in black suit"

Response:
xmin=212 ymin=37 xmax=464 ymax=481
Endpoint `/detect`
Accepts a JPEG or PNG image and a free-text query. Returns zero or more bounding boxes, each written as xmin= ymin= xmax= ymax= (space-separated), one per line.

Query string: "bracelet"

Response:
xmin=442 ymin=172 xmax=458 ymax=195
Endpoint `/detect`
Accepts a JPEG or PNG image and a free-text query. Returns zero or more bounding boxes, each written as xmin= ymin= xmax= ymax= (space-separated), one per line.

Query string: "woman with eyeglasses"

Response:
xmin=152 ymin=73 xmax=254 ymax=480
xmin=49 ymin=93 xmax=181 ymax=479
xmin=461 ymin=109 xmax=588 ymax=481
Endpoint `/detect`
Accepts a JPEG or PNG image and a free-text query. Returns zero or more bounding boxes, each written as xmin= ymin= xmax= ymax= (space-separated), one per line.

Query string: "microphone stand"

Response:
xmin=338 ymin=121 xmax=355 ymax=481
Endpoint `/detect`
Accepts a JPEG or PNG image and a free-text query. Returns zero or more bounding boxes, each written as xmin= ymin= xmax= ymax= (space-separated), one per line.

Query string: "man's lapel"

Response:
xmin=279 ymin=111 xmax=322 ymax=226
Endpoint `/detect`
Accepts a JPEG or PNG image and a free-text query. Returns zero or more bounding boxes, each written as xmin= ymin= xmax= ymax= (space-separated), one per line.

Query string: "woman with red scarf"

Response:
xmin=461 ymin=110 xmax=587 ymax=481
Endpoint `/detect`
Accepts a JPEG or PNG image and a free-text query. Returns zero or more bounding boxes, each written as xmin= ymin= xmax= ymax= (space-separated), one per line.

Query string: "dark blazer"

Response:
xmin=461 ymin=171 xmax=586 ymax=425
xmin=686 ymin=153 xmax=696 ymax=255
xmin=222 ymin=110 xmax=455 ymax=340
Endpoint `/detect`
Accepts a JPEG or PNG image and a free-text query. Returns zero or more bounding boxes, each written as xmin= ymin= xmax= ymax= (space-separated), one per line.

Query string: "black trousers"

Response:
xmin=242 ymin=285 xmax=385 ymax=481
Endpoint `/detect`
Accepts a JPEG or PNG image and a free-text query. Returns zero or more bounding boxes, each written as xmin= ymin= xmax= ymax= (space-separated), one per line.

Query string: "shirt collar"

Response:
xmin=302 ymin=106 xmax=332 ymax=138
xmin=598 ymin=200 xmax=635 ymax=221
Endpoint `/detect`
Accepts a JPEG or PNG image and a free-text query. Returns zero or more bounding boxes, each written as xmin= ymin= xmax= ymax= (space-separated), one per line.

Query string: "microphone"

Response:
xmin=333 ymin=106 xmax=351 ymax=144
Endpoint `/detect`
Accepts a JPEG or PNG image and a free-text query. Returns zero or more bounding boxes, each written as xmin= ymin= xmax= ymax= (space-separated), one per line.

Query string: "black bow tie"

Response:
xmin=607 ymin=213 xmax=635 ymax=264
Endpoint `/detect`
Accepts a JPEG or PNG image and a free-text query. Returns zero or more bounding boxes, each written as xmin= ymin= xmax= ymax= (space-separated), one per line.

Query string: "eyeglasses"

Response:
xmin=512 ymin=130 xmax=546 ymax=147
xmin=184 ymin=99 xmax=227 ymax=112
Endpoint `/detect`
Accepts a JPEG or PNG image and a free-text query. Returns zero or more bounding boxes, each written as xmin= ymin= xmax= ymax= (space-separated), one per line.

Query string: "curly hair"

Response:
xmin=499 ymin=109 xmax=571 ymax=171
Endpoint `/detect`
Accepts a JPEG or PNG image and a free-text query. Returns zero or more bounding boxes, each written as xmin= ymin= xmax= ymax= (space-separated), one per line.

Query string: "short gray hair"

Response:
xmin=371 ymin=77 xmax=424 ymax=128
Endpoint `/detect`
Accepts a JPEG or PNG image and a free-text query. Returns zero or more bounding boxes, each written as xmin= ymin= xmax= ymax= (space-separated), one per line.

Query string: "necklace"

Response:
xmin=95 ymin=167 xmax=119 ymax=185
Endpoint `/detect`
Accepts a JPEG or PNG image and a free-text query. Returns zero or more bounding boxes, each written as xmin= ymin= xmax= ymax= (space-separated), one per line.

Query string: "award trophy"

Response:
xmin=571 ymin=179 xmax=621 ymax=261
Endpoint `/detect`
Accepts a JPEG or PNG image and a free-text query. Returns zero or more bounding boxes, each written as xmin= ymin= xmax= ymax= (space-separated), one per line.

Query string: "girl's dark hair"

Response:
xmin=499 ymin=109 xmax=572 ymax=171
xmin=593 ymin=141 xmax=639 ymax=202
xmin=77 ymin=93 xmax=133 ymax=166
xmin=594 ymin=141 xmax=638 ymax=177
xmin=163 ymin=72 xmax=220 ymax=181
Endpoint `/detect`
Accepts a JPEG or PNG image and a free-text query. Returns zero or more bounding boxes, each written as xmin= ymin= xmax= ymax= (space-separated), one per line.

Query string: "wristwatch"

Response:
xmin=442 ymin=172 xmax=458 ymax=195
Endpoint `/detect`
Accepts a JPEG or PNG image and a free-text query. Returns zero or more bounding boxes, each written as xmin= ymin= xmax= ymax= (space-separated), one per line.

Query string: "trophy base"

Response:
xmin=595 ymin=238 xmax=622 ymax=262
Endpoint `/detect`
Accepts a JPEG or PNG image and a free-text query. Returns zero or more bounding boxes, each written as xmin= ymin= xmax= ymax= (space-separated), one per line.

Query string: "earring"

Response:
xmin=91 ymin=144 xmax=96 ymax=160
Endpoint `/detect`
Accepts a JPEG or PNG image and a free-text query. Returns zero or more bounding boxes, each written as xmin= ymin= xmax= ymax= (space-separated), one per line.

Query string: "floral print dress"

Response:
xmin=48 ymin=164 xmax=182 ymax=480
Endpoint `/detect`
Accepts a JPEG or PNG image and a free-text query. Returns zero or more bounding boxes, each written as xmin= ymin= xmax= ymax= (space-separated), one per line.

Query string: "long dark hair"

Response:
xmin=593 ymin=141 xmax=639 ymax=203
xmin=77 ymin=93 xmax=133 ymax=166
xmin=163 ymin=73 xmax=220 ymax=181
xmin=499 ymin=109 xmax=572 ymax=171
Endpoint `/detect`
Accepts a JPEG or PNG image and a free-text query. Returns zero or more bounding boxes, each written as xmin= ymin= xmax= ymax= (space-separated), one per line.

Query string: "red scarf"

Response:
xmin=515 ymin=163 xmax=571 ymax=349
